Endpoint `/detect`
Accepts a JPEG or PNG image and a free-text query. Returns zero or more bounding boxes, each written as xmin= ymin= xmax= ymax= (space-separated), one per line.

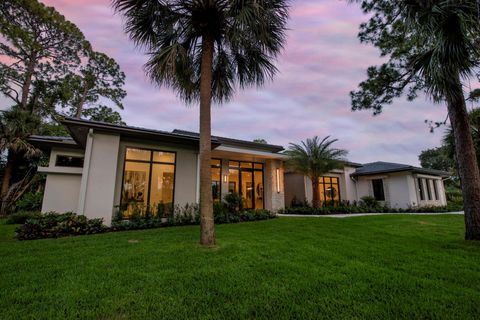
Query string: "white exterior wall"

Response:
xmin=39 ymin=148 xmax=85 ymax=214
xmin=42 ymin=174 xmax=82 ymax=213
xmin=265 ymin=159 xmax=285 ymax=211
xmin=79 ymin=132 xmax=120 ymax=225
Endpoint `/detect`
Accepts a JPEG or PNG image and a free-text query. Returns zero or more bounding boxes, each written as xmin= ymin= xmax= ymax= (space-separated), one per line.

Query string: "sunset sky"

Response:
xmin=5 ymin=0 xmax=455 ymax=165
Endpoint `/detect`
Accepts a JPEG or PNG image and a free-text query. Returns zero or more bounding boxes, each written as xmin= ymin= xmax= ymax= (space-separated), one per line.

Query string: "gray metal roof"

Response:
xmin=353 ymin=161 xmax=450 ymax=177
xmin=29 ymin=117 xmax=284 ymax=153
xmin=172 ymin=129 xmax=284 ymax=153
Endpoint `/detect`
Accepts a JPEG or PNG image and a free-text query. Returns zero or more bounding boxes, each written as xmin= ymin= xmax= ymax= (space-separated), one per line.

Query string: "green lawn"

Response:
xmin=1 ymin=215 xmax=479 ymax=319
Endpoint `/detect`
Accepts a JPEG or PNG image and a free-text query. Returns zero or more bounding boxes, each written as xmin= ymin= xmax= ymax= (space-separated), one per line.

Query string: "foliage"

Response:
xmin=0 ymin=0 xmax=126 ymax=119
xmin=82 ymin=106 xmax=126 ymax=125
xmin=280 ymin=199 xmax=455 ymax=215
xmin=0 ymin=107 xmax=41 ymax=158
xmin=419 ymin=146 xmax=454 ymax=172
xmin=223 ymin=192 xmax=244 ymax=213
xmin=15 ymin=212 xmax=107 ymax=240
xmin=5 ymin=210 xmax=41 ymax=224
xmin=113 ymin=0 xmax=289 ymax=104
xmin=253 ymin=139 xmax=268 ymax=144
xmin=286 ymin=136 xmax=348 ymax=208
xmin=15 ymin=191 xmax=43 ymax=212
xmin=359 ymin=196 xmax=378 ymax=208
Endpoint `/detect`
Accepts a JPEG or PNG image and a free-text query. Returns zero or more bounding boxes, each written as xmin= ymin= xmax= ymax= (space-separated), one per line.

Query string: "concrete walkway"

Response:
xmin=277 ymin=212 xmax=464 ymax=218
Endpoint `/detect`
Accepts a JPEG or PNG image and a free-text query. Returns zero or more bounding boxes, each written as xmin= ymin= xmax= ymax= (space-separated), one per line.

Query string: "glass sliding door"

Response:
xmin=241 ymin=170 xmax=254 ymax=209
xmin=121 ymin=148 xmax=176 ymax=217
xmin=254 ymin=169 xmax=264 ymax=209
xmin=227 ymin=160 xmax=264 ymax=210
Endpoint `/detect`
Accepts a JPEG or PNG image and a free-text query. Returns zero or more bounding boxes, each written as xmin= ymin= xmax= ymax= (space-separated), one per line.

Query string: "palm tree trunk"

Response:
xmin=1 ymin=151 xmax=16 ymax=215
xmin=311 ymin=176 xmax=320 ymax=208
xmin=447 ymin=74 xmax=480 ymax=240
xmin=199 ymin=34 xmax=215 ymax=246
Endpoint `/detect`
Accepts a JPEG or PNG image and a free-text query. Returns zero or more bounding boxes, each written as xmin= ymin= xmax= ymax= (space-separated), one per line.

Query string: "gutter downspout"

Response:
xmin=77 ymin=129 xmax=94 ymax=214
xmin=195 ymin=152 xmax=200 ymax=203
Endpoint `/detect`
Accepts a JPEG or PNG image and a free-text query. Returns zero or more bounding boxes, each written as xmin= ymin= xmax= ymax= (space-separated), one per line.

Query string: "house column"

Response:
xmin=265 ymin=159 xmax=285 ymax=211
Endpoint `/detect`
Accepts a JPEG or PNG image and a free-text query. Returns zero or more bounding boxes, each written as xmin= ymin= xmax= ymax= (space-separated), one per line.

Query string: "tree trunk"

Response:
xmin=0 ymin=151 xmax=16 ymax=215
xmin=21 ymin=53 xmax=37 ymax=110
xmin=311 ymin=176 xmax=320 ymax=208
xmin=76 ymin=81 xmax=89 ymax=118
xmin=199 ymin=34 xmax=215 ymax=246
xmin=447 ymin=74 xmax=480 ymax=240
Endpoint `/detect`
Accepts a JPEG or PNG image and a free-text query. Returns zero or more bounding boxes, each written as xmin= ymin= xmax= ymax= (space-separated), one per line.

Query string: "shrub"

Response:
xmin=223 ymin=192 xmax=244 ymax=213
xmin=15 ymin=192 xmax=43 ymax=212
xmin=359 ymin=196 xmax=378 ymax=208
xmin=6 ymin=211 xmax=41 ymax=225
xmin=15 ymin=212 xmax=107 ymax=240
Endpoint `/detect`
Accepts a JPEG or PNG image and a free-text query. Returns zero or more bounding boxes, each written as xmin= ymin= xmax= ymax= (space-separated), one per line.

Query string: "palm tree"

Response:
xmin=113 ymin=0 xmax=289 ymax=246
xmin=0 ymin=108 xmax=41 ymax=214
xmin=286 ymin=136 xmax=348 ymax=208
xmin=403 ymin=1 xmax=480 ymax=240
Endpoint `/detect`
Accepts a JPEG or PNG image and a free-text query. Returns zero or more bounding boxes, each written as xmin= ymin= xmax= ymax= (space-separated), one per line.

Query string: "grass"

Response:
xmin=1 ymin=215 xmax=479 ymax=319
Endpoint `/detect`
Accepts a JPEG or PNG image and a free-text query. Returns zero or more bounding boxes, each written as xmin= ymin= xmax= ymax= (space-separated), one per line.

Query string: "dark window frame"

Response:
xmin=372 ymin=179 xmax=385 ymax=201
xmin=211 ymin=158 xmax=222 ymax=202
xmin=120 ymin=147 xmax=177 ymax=215
xmin=55 ymin=155 xmax=84 ymax=168
xmin=318 ymin=176 xmax=341 ymax=205
xmin=228 ymin=160 xmax=264 ymax=210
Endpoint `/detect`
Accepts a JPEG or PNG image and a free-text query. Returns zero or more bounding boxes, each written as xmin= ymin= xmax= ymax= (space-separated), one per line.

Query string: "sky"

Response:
xmin=3 ymin=0 xmax=453 ymax=165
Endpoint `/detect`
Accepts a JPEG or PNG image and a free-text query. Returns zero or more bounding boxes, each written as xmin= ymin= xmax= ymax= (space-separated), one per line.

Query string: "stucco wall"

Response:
xmin=39 ymin=148 xmax=85 ymax=214
xmin=80 ymin=132 xmax=120 ymax=225
xmin=284 ymin=172 xmax=306 ymax=207
xmin=42 ymin=174 xmax=82 ymax=213
xmin=265 ymin=159 xmax=285 ymax=211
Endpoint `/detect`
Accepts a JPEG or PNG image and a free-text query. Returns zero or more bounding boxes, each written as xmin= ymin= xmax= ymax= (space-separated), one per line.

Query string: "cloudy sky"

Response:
xmin=10 ymin=0 xmax=454 ymax=165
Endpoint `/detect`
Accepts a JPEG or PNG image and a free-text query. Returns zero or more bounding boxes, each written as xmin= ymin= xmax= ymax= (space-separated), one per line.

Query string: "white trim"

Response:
xmin=195 ymin=152 xmax=200 ymax=203
xmin=37 ymin=166 xmax=82 ymax=175
xmin=77 ymin=129 xmax=94 ymax=214
xmin=214 ymin=145 xmax=288 ymax=159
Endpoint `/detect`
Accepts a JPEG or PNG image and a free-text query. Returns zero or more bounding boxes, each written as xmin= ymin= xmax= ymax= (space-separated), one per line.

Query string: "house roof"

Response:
xmin=172 ymin=129 xmax=284 ymax=153
xmin=30 ymin=117 xmax=284 ymax=154
xmin=352 ymin=161 xmax=450 ymax=178
xmin=28 ymin=135 xmax=82 ymax=150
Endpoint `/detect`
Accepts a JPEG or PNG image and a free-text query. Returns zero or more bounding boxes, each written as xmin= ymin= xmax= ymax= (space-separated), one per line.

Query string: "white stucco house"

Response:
xmin=285 ymin=161 xmax=449 ymax=209
xmin=31 ymin=118 xmax=450 ymax=225
xmin=30 ymin=117 xmax=287 ymax=226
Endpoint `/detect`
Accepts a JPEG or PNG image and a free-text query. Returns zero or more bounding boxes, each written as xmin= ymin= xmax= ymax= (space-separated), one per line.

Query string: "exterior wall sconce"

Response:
xmin=223 ymin=174 xmax=228 ymax=183
xmin=276 ymin=168 xmax=281 ymax=193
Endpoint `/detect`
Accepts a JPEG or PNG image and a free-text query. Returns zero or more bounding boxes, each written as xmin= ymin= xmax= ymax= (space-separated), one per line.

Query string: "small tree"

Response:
xmin=286 ymin=136 xmax=347 ymax=208
xmin=114 ymin=0 xmax=289 ymax=246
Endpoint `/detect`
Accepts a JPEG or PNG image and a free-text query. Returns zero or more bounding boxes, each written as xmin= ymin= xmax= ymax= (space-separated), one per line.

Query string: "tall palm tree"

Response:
xmin=404 ymin=1 xmax=480 ymax=240
xmin=113 ymin=0 xmax=289 ymax=246
xmin=0 ymin=108 xmax=41 ymax=214
xmin=286 ymin=136 xmax=348 ymax=208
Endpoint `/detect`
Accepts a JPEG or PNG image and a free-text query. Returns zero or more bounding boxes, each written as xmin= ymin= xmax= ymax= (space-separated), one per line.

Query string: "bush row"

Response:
xmin=11 ymin=203 xmax=276 ymax=240
xmin=280 ymin=196 xmax=452 ymax=215
xmin=15 ymin=212 xmax=107 ymax=240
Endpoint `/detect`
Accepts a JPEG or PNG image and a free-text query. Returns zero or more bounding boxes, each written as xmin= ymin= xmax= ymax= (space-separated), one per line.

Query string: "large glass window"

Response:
xmin=121 ymin=148 xmax=175 ymax=217
xmin=211 ymin=159 xmax=221 ymax=201
xmin=227 ymin=161 xmax=264 ymax=209
xmin=372 ymin=179 xmax=385 ymax=201
xmin=318 ymin=176 xmax=340 ymax=205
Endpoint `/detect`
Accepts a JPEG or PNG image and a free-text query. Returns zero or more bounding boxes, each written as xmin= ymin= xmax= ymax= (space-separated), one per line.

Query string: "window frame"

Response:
xmin=55 ymin=155 xmax=84 ymax=168
xmin=372 ymin=179 xmax=385 ymax=201
xmin=211 ymin=158 xmax=222 ymax=202
xmin=318 ymin=176 xmax=341 ymax=205
xmin=120 ymin=147 xmax=177 ymax=215
xmin=227 ymin=160 xmax=265 ymax=210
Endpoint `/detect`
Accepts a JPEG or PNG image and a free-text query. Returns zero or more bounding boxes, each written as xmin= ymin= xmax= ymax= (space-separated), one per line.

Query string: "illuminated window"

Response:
xmin=121 ymin=148 xmax=175 ymax=217
xmin=318 ymin=176 xmax=340 ymax=205
xmin=228 ymin=160 xmax=263 ymax=209
xmin=211 ymin=159 xmax=221 ymax=201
